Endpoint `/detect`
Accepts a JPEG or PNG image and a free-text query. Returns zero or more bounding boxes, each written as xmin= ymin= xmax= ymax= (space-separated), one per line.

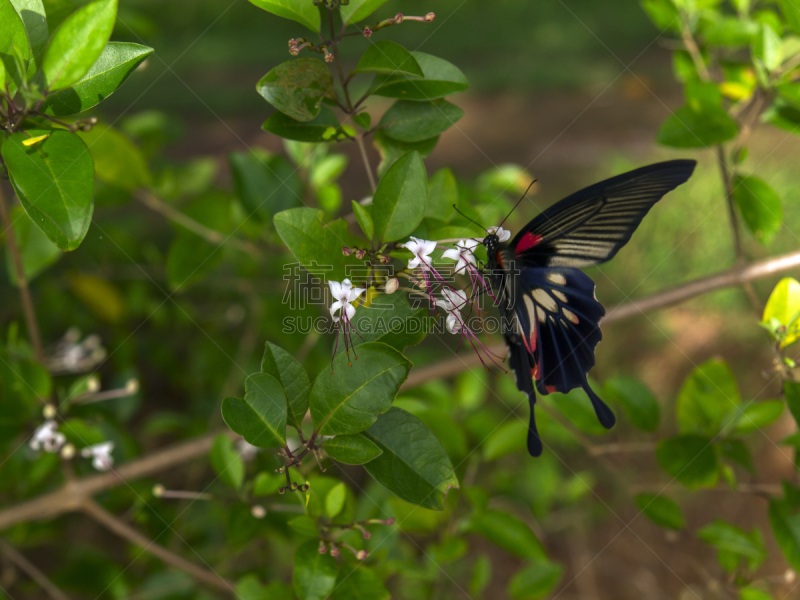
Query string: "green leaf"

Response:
xmin=230 ymin=151 xmax=302 ymax=222
xmin=379 ymin=99 xmax=463 ymax=143
xmin=249 ymin=0 xmax=320 ymax=32
xmin=372 ymin=150 xmax=427 ymax=242
xmin=10 ymin=0 xmax=46 ymax=60
xmin=288 ymin=515 xmax=319 ymax=537
xmin=273 ymin=207 xmax=360 ymax=281
xmin=221 ymin=373 xmax=287 ymax=448
xmin=323 ymin=433 xmax=382 ymax=465
xmin=5 ymin=206 xmax=61 ymax=285
xmin=371 ymin=52 xmax=468 ymax=100
xmin=330 ymin=567 xmax=389 ymax=600
xmin=641 ymin=0 xmax=680 ymax=31
xmin=770 ymin=483 xmax=800 ymax=572
xmin=310 ymin=342 xmax=410 ymax=436
xmin=781 ymin=0 xmax=800 ymax=35
xmin=753 ymin=23 xmax=782 ymax=71
xmin=256 ymin=58 xmax=334 ymax=122
xmin=42 ymin=0 xmax=118 ymax=91
xmin=262 ymin=105 xmax=340 ymax=142
xmin=67 ymin=272 xmax=126 ymax=323
xmin=426 ymin=167 xmax=458 ymax=221
xmin=786 ymin=381 xmax=800 ymax=427
xmin=260 ymin=342 xmax=311 ymax=431
xmin=698 ymin=519 xmax=767 ymax=568
xmin=482 ymin=420 xmax=527 ymax=461
xmin=340 ymin=0 xmax=388 ymax=23
xmin=700 ymin=16 xmax=758 ymax=46
xmin=733 ymin=174 xmax=782 ymax=245
xmin=77 ymin=123 xmax=151 ymax=190
xmin=603 ymin=376 xmax=660 ymax=432
xmin=353 ymin=40 xmax=423 ymax=77
xmin=740 ymin=588 xmax=776 ymax=600
xmin=2 ymin=130 xmax=94 ymax=251
xmin=725 ymin=400 xmax=783 ymax=435
xmin=210 ymin=434 xmax=244 ymax=489
xmin=656 ymin=434 xmax=720 ymax=489
xmin=0 ymin=0 xmax=32 ymax=93
xmin=470 ymin=509 xmax=546 ymax=560
xmin=165 ymin=193 xmax=231 ymax=289
xmin=352 ymin=200 xmax=374 ymax=240
xmin=763 ymin=278 xmax=800 ymax=347
xmin=60 ymin=418 xmax=104 ymax=446
xmin=546 ymin=386 xmax=610 ymax=436
xmin=363 ymin=407 xmax=458 ymax=510
xmin=374 ymin=130 xmax=437 ymax=177
xmin=293 ymin=539 xmax=338 ymax=600
xmin=470 ymin=555 xmax=492 ymax=597
xmin=351 ymin=292 xmax=428 ymax=350
xmin=42 ymin=42 xmax=153 ymax=115
xmin=635 ymin=493 xmax=686 ymax=530
xmin=324 ymin=482 xmax=346 ymax=518
xmin=310 ymin=153 xmax=347 ymax=189
xmin=676 ymin=359 xmax=740 ymax=436
xmin=657 ymin=105 xmax=738 ymax=148
xmin=508 ymin=561 xmax=564 ymax=600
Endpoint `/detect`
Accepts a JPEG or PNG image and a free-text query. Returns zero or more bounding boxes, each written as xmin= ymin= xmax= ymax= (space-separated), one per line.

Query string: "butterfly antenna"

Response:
xmin=452 ymin=204 xmax=487 ymax=232
xmin=498 ymin=178 xmax=538 ymax=228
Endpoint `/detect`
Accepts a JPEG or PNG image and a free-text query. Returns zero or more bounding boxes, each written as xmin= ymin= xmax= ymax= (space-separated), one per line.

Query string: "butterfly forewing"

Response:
xmin=512 ymin=160 xmax=696 ymax=268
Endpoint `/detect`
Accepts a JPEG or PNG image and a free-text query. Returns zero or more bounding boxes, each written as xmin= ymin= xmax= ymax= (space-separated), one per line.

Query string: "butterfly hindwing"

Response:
xmin=506 ymin=266 xmax=615 ymax=433
xmin=511 ymin=159 xmax=696 ymax=268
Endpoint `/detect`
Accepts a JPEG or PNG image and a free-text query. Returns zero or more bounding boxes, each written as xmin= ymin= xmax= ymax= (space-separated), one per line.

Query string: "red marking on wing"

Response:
xmin=515 ymin=232 xmax=542 ymax=254
xmin=532 ymin=363 xmax=541 ymax=381
xmin=545 ymin=385 xmax=557 ymax=394
xmin=496 ymin=251 xmax=504 ymax=267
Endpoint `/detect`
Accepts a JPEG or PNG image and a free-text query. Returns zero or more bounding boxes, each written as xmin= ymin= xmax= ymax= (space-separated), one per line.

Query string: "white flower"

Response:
xmin=437 ymin=288 xmax=468 ymax=334
xmin=81 ymin=441 xmax=114 ymax=471
xmin=30 ymin=420 xmax=66 ymax=453
xmin=442 ymin=239 xmax=479 ymax=274
xmin=401 ymin=237 xmax=437 ymax=270
xmin=487 ymin=226 xmax=511 ymax=242
xmin=329 ymin=279 xmax=365 ymax=323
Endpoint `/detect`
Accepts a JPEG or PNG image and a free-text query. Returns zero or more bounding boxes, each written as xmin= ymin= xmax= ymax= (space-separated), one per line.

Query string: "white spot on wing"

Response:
xmin=532 ymin=289 xmax=558 ymax=312
xmin=546 ymin=272 xmax=566 ymax=286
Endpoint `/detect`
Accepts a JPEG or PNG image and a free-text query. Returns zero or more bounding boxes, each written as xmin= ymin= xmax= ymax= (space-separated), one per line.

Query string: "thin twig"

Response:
xmin=355 ymin=134 xmax=377 ymax=192
xmin=136 ymin=190 xmax=263 ymax=258
xmin=0 ymin=539 xmax=70 ymax=600
xmin=402 ymin=248 xmax=800 ymax=388
xmin=0 ymin=185 xmax=44 ymax=361
xmin=82 ymin=500 xmax=235 ymax=594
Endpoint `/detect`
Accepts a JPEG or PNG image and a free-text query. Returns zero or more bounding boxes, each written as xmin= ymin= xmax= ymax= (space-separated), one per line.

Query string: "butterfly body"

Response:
xmin=483 ymin=160 xmax=697 ymax=456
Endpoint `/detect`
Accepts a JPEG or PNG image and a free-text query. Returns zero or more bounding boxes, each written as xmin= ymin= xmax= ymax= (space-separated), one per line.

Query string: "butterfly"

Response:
xmin=482 ymin=160 xmax=696 ymax=456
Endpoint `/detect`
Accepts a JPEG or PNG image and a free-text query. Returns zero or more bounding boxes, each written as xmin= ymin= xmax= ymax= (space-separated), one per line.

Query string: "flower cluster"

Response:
xmin=29 ymin=419 xmax=114 ymax=471
xmin=324 ymin=225 xmax=510 ymax=371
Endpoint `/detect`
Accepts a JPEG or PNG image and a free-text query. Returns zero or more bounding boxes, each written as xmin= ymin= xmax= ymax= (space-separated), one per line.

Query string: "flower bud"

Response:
xmin=126 ymin=378 xmax=140 ymax=394
xmin=60 ymin=443 xmax=76 ymax=460
xmin=363 ymin=27 xmax=372 ymax=37
xmin=378 ymin=254 xmax=389 ymax=264
xmin=395 ymin=13 xmax=403 ymax=23
xmin=425 ymin=12 xmax=435 ymax=21
xmin=385 ymin=518 xmax=395 ymax=525
xmin=42 ymin=404 xmax=56 ymax=419
xmin=318 ymin=541 xmax=327 ymax=554
xmin=87 ymin=375 xmax=101 ymax=393
xmin=786 ymin=569 xmax=797 ymax=583
xmin=289 ymin=47 xmax=300 ymax=56
xmin=355 ymin=249 xmax=366 ymax=260
xmin=342 ymin=246 xmax=352 ymax=256
xmin=251 ymin=505 xmax=266 ymax=519
xmin=324 ymin=51 xmax=334 ymax=63
xmin=385 ymin=278 xmax=399 ymax=294
xmin=152 ymin=484 xmax=165 ymax=497
xmin=330 ymin=547 xmax=340 ymax=557
xmin=278 ymin=486 xmax=286 ymax=495
xmin=362 ymin=531 xmax=371 ymax=540
xmin=356 ymin=550 xmax=368 ymax=560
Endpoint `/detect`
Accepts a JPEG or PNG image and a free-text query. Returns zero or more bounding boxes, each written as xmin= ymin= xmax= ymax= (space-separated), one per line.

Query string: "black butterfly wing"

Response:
xmin=503 ymin=263 xmax=615 ymax=456
xmin=510 ymin=160 xmax=696 ymax=268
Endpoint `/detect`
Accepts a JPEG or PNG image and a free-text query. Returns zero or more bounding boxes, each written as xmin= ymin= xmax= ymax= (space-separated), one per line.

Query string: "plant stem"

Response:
xmin=356 ymin=134 xmax=377 ymax=192
xmin=82 ymin=500 xmax=235 ymax=594
xmin=0 ymin=185 xmax=44 ymax=362
xmin=0 ymin=540 xmax=70 ymax=600
xmin=137 ymin=190 xmax=263 ymax=258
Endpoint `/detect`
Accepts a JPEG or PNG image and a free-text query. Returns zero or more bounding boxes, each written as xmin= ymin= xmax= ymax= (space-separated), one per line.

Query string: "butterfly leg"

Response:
xmin=582 ymin=379 xmax=616 ymax=429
